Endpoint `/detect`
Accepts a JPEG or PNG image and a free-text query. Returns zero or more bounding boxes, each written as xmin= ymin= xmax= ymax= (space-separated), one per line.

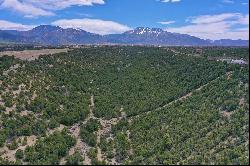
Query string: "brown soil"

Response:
xmin=0 ymin=49 xmax=69 ymax=61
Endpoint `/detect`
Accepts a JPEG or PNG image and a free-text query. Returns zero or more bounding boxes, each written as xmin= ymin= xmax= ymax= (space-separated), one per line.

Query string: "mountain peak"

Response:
xmin=135 ymin=27 xmax=163 ymax=32
xmin=31 ymin=25 xmax=62 ymax=32
xmin=0 ymin=25 xmax=248 ymax=46
xmin=125 ymin=27 xmax=164 ymax=35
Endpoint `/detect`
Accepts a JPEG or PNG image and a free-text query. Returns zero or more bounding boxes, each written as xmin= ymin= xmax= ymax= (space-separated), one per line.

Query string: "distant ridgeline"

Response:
xmin=0 ymin=25 xmax=249 ymax=46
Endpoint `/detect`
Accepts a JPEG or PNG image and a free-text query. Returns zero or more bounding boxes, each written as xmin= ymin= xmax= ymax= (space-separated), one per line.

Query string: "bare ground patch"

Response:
xmin=0 ymin=135 xmax=37 ymax=162
xmin=0 ymin=49 xmax=69 ymax=61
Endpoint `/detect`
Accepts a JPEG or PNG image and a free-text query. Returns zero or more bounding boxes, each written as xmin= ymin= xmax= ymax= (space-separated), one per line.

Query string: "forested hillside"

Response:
xmin=0 ymin=46 xmax=249 ymax=165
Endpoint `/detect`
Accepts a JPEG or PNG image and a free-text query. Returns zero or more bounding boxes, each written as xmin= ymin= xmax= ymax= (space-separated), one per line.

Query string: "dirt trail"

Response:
xmin=60 ymin=95 xmax=96 ymax=165
xmin=92 ymin=95 xmax=106 ymax=163
xmin=131 ymin=73 xmax=230 ymax=120
xmin=0 ymin=86 xmax=3 ymax=106
xmin=47 ymin=124 xmax=66 ymax=135
xmin=60 ymin=123 xmax=91 ymax=165
xmin=126 ymin=130 xmax=133 ymax=158
xmin=96 ymin=118 xmax=119 ymax=164
xmin=91 ymin=95 xmax=94 ymax=107
xmin=88 ymin=95 xmax=122 ymax=164
xmin=0 ymin=67 xmax=231 ymax=165
xmin=84 ymin=95 xmax=97 ymax=123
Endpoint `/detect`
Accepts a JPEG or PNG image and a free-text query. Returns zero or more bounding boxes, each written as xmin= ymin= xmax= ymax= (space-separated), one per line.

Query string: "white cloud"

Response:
xmin=26 ymin=0 xmax=105 ymax=10
xmin=222 ymin=0 xmax=234 ymax=4
xmin=166 ymin=13 xmax=249 ymax=40
xmin=188 ymin=13 xmax=241 ymax=24
xmin=0 ymin=20 xmax=36 ymax=31
xmin=238 ymin=14 xmax=249 ymax=25
xmin=158 ymin=21 xmax=175 ymax=25
xmin=52 ymin=18 xmax=131 ymax=35
xmin=167 ymin=22 xmax=248 ymax=40
xmin=159 ymin=0 xmax=181 ymax=3
xmin=0 ymin=0 xmax=54 ymax=17
xmin=0 ymin=0 xmax=105 ymax=17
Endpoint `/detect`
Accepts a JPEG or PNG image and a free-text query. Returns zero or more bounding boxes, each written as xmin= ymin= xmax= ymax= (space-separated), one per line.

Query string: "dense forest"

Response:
xmin=0 ymin=46 xmax=249 ymax=165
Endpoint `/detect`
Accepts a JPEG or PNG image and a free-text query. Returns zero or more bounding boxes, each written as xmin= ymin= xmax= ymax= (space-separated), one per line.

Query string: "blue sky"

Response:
xmin=0 ymin=0 xmax=249 ymax=40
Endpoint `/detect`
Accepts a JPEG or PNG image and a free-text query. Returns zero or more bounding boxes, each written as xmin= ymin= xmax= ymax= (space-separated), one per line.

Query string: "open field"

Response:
xmin=0 ymin=48 xmax=69 ymax=61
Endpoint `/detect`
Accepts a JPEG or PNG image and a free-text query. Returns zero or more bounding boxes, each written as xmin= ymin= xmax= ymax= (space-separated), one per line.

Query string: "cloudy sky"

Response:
xmin=0 ymin=0 xmax=249 ymax=40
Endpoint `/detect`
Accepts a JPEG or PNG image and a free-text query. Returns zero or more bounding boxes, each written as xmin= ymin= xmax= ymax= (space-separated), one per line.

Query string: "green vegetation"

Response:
xmin=203 ymin=47 xmax=249 ymax=60
xmin=125 ymin=67 xmax=249 ymax=165
xmin=24 ymin=131 xmax=76 ymax=165
xmin=80 ymin=119 xmax=101 ymax=147
xmin=15 ymin=149 xmax=24 ymax=159
xmin=65 ymin=152 xmax=83 ymax=165
xmin=0 ymin=46 xmax=248 ymax=165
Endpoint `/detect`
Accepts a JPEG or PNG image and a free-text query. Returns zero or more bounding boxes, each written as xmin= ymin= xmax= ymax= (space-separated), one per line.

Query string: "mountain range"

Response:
xmin=0 ymin=25 xmax=248 ymax=46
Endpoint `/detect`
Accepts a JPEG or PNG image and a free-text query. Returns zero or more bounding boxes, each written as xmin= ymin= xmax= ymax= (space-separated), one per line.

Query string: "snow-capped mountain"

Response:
xmin=0 ymin=26 xmax=248 ymax=46
xmin=125 ymin=27 xmax=164 ymax=36
xmin=106 ymin=27 xmax=211 ymax=46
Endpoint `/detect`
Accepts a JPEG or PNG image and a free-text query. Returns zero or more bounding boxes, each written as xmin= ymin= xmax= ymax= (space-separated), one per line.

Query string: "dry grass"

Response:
xmin=0 ymin=49 xmax=69 ymax=61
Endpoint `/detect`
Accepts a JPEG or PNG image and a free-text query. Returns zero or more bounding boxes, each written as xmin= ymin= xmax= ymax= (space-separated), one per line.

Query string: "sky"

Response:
xmin=0 ymin=0 xmax=249 ymax=40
